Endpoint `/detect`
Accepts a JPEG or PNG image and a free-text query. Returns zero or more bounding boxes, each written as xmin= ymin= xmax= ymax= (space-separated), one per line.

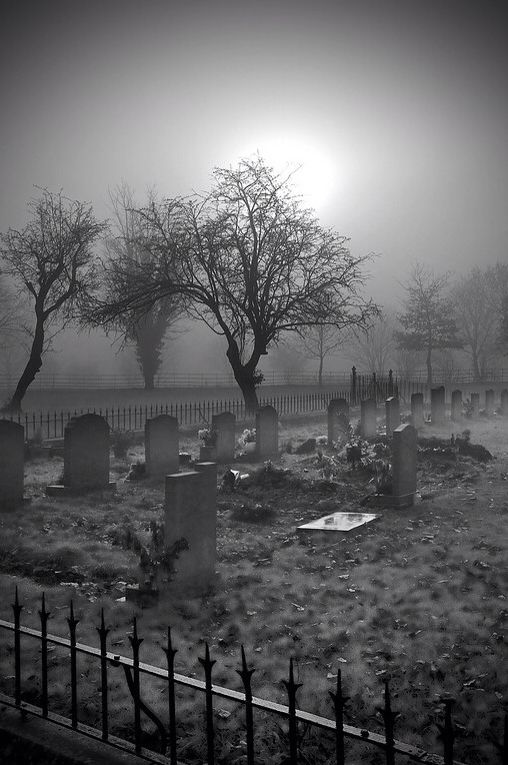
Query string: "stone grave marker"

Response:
xmin=451 ymin=390 xmax=463 ymax=422
xmin=410 ymin=392 xmax=424 ymax=429
xmin=212 ymin=411 xmax=235 ymax=462
xmin=145 ymin=415 xmax=179 ymax=477
xmin=485 ymin=389 xmax=495 ymax=415
xmin=385 ymin=396 xmax=400 ymax=436
xmin=360 ymin=398 xmax=377 ymax=438
xmin=501 ymin=389 xmax=508 ymax=416
xmin=430 ymin=386 xmax=446 ymax=425
xmin=0 ymin=420 xmax=25 ymax=509
xmin=470 ymin=392 xmax=480 ymax=417
xmin=327 ymin=398 xmax=350 ymax=445
xmin=255 ymin=405 xmax=278 ymax=459
xmin=164 ymin=461 xmax=217 ymax=593
xmin=47 ymin=414 xmax=114 ymax=494
xmin=392 ymin=423 xmax=417 ymax=508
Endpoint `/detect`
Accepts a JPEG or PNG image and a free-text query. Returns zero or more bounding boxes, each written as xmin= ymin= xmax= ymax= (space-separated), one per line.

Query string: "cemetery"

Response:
xmin=0 ymin=389 xmax=507 ymax=764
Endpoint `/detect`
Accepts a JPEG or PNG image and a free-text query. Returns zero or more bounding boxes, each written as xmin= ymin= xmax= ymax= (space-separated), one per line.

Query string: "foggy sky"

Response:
xmin=1 ymin=0 xmax=507 ymax=312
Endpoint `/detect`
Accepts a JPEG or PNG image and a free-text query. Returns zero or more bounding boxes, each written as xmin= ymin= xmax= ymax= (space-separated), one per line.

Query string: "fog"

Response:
xmin=1 ymin=0 xmax=507 ymax=378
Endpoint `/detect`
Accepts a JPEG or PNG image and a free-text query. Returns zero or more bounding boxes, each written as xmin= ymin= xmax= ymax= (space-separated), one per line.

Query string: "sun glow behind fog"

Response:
xmin=232 ymin=134 xmax=343 ymax=213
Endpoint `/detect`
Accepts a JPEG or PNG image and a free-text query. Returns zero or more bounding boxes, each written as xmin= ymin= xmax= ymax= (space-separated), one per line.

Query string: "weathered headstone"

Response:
xmin=470 ymin=392 xmax=480 ymax=417
xmin=164 ymin=461 xmax=217 ymax=593
xmin=360 ymin=398 xmax=377 ymax=438
xmin=212 ymin=411 xmax=236 ymax=462
xmin=485 ymin=389 xmax=495 ymax=415
xmin=0 ymin=420 xmax=24 ymax=508
xmin=501 ymin=389 xmax=508 ymax=416
xmin=451 ymin=390 xmax=463 ymax=422
xmin=145 ymin=415 xmax=179 ymax=477
xmin=255 ymin=406 xmax=278 ymax=459
xmin=392 ymin=423 xmax=417 ymax=508
xmin=327 ymin=398 xmax=350 ymax=445
xmin=48 ymin=414 xmax=113 ymax=494
xmin=430 ymin=386 xmax=446 ymax=425
xmin=410 ymin=392 xmax=424 ymax=429
xmin=385 ymin=396 xmax=400 ymax=436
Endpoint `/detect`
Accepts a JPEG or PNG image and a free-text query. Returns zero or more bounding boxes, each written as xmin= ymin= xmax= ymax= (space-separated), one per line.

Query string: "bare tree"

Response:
xmin=452 ymin=264 xmax=508 ymax=381
xmin=395 ymin=262 xmax=462 ymax=387
xmin=104 ymin=185 xmax=184 ymax=389
xmin=0 ymin=189 xmax=106 ymax=411
xmin=345 ymin=313 xmax=396 ymax=375
xmin=93 ymin=157 xmax=377 ymax=410
xmin=299 ymin=324 xmax=344 ymax=385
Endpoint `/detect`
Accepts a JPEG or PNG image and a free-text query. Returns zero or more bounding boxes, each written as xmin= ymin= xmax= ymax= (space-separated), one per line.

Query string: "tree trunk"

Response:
xmin=472 ymin=353 xmax=482 ymax=383
xmin=226 ymin=342 xmax=260 ymax=414
xmin=5 ymin=318 xmax=44 ymax=412
xmin=426 ymin=345 xmax=433 ymax=387
xmin=318 ymin=354 xmax=323 ymax=386
xmin=143 ymin=372 xmax=155 ymax=390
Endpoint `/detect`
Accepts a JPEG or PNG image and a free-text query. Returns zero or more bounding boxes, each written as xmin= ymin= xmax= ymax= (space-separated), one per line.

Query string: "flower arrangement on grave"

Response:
xmin=239 ymin=427 xmax=256 ymax=446
xmin=198 ymin=427 xmax=218 ymax=447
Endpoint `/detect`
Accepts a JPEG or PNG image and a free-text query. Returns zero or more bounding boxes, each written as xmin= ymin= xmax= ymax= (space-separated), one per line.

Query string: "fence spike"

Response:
xmin=12 ymin=586 xmax=23 ymax=707
xmin=163 ymin=626 xmax=178 ymax=765
xmin=128 ymin=616 xmax=143 ymax=754
xmin=96 ymin=608 xmax=110 ymax=741
xmin=282 ymin=658 xmax=302 ymax=765
xmin=39 ymin=593 xmax=50 ymax=718
xmin=236 ymin=645 xmax=255 ymax=765
xmin=329 ymin=668 xmax=349 ymax=765
xmin=198 ymin=642 xmax=216 ymax=765
xmin=67 ymin=599 xmax=79 ymax=728
xmin=437 ymin=698 xmax=455 ymax=765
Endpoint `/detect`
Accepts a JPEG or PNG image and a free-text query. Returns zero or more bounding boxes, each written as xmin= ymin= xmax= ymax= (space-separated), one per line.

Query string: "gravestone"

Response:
xmin=451 ymin=390 xmax=462 ymax=422
xmin=385 ymin=396 xmax=400 ymax=436
xmin=470 ymin=392 xmax=480 ymax=417
xmin=360 ymin=398 xmax=377 ymax=438
xmin=410 ymin=392 xmax=424 ymax=429
xmin=430 ymin=386 xmax=446 ymax=425
xmin=145 ymin=415 xmax=179 ymax=477
xmin=501 ymin=389 xmax=508 ymax=416
xmin=327 ymin=398 xmax=350 ymax=445
xmin=48 ymin=414 xmax=114 ymax=494
xmin=392 ymin=423 xmax=417 ymax=508
xmin=485 ymin=389 xmax=495 ymax=415
xmin=212 ymin=411 xmax=236 ymax=462
xmin=164 ymin=461 xmax=217 ymax=593
xmin=0 ymin=420 xmax=24 ymax=508
xmin=255 ymin=406 xmax=278 ymax=459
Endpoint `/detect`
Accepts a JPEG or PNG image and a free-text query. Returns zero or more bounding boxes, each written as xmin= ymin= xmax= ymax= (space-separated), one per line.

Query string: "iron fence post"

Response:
xmin=283 ymin=657 xmax=302 ymax=765
xmin=163 ymin=626 xmax=178 ymax=765
xmin=437 ymin=698 xmax=455 ymax=765
xmin=128 ymin=616 xmax=143 ymax=754
xmin=198 ymin=642 xmax=216 ymax=765
xmin=12 ymin=586 xmax=22 ymax=707
xmin=96 ymin=609 xmax=110 ymax=741
xmin=236 ymin=646 xmax=255 ymax=765
xmin=66 ymin=600 xmax=79 ymax=729
xmin=379 ymin=681 xmax=398 ymax=765
xmin=39 ymin=593 xmax=50 ymax=718
xmin=329 ymin=668 xmax=349 ymax=765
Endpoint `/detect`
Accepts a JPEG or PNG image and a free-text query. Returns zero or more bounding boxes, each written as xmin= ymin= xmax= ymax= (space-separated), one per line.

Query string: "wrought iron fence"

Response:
xmin=2 ymin=590 xmax=505 ymax=764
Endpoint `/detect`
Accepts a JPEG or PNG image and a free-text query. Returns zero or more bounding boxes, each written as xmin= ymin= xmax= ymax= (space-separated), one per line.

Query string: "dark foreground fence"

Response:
xmin=2 ymin=591 xmax=506 ymax=765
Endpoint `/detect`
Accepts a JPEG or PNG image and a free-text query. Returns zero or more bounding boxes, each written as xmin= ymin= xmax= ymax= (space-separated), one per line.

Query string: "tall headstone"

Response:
xmin=430 ymin=386 xmax=446 ymax=425
xmin=327 ymin=398 xmax=350 ymax=445
xmin=255 ymin=406 xmax=278 ymax=459
xmin=410 ymin=392 xmax=424 ymax=429
xmin=212 ymin=412 xmax=236 ymax=462
xmin=145 ymin=415 xmax=179 ymax=477
xmin=392 ymin=423 xmax=417 ymax=508
xmin=63 ymin=414 xmax=111 ymax=491
xmin=164 ymin=461 xmax=217 ymax=593
xmin=360 ymin=398 xmax=377 ymax=438
xmin=485 ymin=389 xmax=495 ymax=415
xmin=385 ymin=396 xmax=400 ymax=436
xmin=451 ymin=390 xmax=463 ymax=422
xmin=470 ymin=392 xmax=480 ymax=417
xmin=501 ymin=389 xmax=508 ymax=416
xmin=0 ymin=420 xmax=24 ymax=508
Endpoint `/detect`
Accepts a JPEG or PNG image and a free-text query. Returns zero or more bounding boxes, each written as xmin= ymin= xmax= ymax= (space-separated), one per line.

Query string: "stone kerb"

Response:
xmin=145 ymin=415 xmax=179 ymax=477
xmin=327 ymin=398 xmax=350 ymax=445
xmin=164 ymin=462 xmax=217 ymax=593
xmin=392 ymin=423 xmax=417 ymax=508
xmin=48 ymin=414 xmax=114 ymax=494
xmin=255 ymin=405 xmax=278 ymax=459
xmin=212 ymin=411 xmax=235 ymax=462
xmin=451 ymin=390 xmax=463 ymax=422
xmin=0 ymin=419 xmax=25 ymax=508
xmin=360 ymin=398 xmax=377 ymax=438
xmin=501 ymin=389 xmax=508 ymax=416
xmin=410 ymin=393 xmax=424 ymax=429
xmin=430 ymin=386 xmax=446 ymax=425
xmin=485 ymin=389 xmax=495 ymax=415
xmin=385 ymin=396 xmax=400 ymax=437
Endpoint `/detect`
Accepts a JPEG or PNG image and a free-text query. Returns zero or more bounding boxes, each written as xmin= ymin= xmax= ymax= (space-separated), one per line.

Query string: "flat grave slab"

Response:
xmin=297 ymin=512 xmax=379 ymax=534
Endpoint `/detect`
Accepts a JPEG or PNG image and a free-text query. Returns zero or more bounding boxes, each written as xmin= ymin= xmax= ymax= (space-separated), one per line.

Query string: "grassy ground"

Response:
xmin=0 ymin=412 xmax=507 ymax=764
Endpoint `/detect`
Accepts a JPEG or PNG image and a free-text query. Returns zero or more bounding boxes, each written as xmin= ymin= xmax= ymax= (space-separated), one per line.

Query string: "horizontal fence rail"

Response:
xmin=2 ymin=591 xmax=505 ymax=764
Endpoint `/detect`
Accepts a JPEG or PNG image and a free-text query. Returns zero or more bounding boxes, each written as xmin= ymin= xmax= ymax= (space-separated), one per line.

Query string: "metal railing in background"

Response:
xmin=2 ymin=590 xmax=505 ymax=764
